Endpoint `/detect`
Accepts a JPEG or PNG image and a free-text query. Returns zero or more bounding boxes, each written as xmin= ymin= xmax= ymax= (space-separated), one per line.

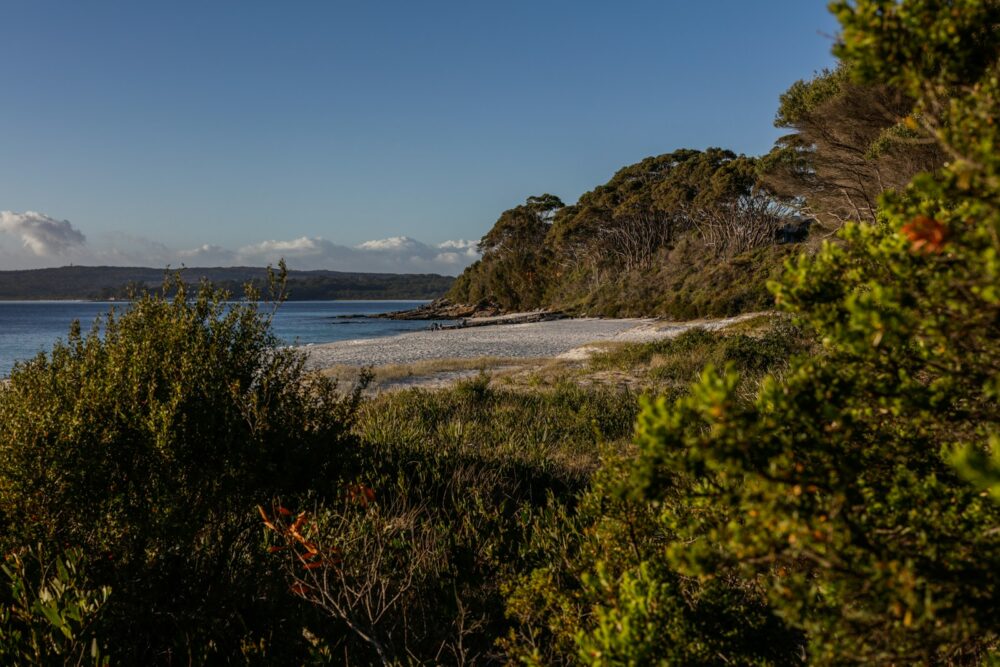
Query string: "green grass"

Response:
xmin=355 ymin=374 xmax=640 ymax=479
xmin=588 ymin=315 xmax=808 ymax=390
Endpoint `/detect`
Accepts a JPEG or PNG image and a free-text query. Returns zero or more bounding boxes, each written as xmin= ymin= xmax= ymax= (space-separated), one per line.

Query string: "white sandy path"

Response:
xmin=304 ymin=312 xmax=767 ymax=369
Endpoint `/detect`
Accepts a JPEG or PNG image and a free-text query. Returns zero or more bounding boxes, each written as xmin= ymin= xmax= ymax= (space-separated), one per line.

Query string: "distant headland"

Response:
xmin=0 ymin=265 xmax=454 ymax=301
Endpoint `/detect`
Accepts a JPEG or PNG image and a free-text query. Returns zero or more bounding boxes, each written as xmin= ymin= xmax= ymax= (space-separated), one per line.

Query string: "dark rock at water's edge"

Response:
xmin=374 ymin=298 xmax=503 ymax=320
xmin=374 ymin=299 xmax=568 ymax=330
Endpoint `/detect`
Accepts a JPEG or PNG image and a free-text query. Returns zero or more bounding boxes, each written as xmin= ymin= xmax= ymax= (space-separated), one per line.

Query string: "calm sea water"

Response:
xmin=0 ymin=300 xmax=441 ymax=377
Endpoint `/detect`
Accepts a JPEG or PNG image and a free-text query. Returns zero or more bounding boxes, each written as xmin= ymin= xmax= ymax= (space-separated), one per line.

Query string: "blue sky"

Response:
xmin=0 ymin=1 xmax=839 ymax=273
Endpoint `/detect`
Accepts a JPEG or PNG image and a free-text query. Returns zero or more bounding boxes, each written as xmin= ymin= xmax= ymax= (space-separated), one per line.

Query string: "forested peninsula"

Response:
xmin=0 ymin=266 xmax=453 ymax=300
xmin=432 ymin=61 xmax=944 ymax=321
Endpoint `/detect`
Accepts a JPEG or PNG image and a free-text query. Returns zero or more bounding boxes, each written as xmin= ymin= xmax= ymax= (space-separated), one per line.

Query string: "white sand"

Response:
xmin=304 ymin=312 xmax=766 ymax=369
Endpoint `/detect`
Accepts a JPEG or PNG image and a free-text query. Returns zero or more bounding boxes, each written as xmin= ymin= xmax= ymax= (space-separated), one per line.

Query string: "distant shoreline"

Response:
xmin=0 ymin=265 xmax=454 ymax=301
xmin=0 ymin=297 xmax=437 ymax=303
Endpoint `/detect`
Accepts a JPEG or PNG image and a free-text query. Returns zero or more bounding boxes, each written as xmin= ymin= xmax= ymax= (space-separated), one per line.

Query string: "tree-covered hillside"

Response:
xmin=448 ymin=55 xmax=946 ymax=319
xmin=0 ymin=266 xmax=453 ymax=300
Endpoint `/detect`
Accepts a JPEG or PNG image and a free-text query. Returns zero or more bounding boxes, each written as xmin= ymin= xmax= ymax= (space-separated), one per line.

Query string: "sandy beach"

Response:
xmin=304 ymin=312 xmax=766 ymax=370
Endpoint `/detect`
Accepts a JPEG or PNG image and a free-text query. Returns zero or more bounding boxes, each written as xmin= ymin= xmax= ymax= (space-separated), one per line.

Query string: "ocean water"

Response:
xmin=0 ymin=300 xmax=442 ymax=377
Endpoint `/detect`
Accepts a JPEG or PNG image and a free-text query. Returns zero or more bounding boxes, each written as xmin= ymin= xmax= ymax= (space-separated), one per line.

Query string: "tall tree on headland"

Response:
xmin=759 ymin=64 xmax=946 ymax=229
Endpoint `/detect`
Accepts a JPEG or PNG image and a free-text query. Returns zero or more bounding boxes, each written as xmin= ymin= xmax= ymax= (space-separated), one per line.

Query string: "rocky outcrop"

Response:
xmin=376 ymin=298 xmax=503 ymax=320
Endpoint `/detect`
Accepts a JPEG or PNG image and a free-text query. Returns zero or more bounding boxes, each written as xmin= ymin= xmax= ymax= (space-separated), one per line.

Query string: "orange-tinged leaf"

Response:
xmin=900 ymin=215 xmax=948 ymax=253
xmin=347 ymin=483 xmax=377 ymax=507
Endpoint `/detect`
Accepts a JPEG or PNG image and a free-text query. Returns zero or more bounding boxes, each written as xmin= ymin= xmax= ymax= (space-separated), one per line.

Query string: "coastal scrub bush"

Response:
xmin=590 ymin=318 xmax=805 ymax=378
xmin=502 ymin=328 xmax=809 ymax=666
xmin=502 ymin=449 xmax=804 ymax=666
xmin=0 ymin=545 xmax=111 ymax=666
xmin=0 ymin=273 xmax=364 ymax=662
xmin=505 ymin=2 xmax=1000 ymax=663
xmin=560 ymin=1 xmax=1000 ymax=663
xmin=258 ymin=378 xmax=640 ymax=663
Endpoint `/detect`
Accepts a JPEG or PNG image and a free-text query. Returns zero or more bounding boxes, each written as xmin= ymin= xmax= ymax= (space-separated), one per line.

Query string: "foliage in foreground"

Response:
xmin=530 ymin=1 xmax=1000 ymax=664
xmin=0 ymin=277 xmax=364 ymax=663
xmin=0 ymin=545 xmax=111 ymax=666
xmin=264 ymin=378 xmax=641 ymax=663
xmin=501 ymin=322 xmax=810 ymax=666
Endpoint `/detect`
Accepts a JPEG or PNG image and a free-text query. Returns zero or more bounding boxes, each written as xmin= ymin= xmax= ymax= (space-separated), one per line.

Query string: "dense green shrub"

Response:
xmin=269 ymin=378 xmax=641 ymax=663
xmin=0 ymin=277 xmax=363 ymax=662
xmin=0 ymin=545 xmax=111 ymax=666
xmin=502 ymin=3 xmax=1000 ymax=664
xmin=550 ymin=1 xmax=1000 ymax=664
xmin=503 ymin=450 xmax=804 ymax=666
xmin=503 ymin=321 xmax=810 ymax=665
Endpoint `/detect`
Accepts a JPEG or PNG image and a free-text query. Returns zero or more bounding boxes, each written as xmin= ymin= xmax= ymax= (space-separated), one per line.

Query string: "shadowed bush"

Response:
xmin=0 ymin=276 xmax=363 ymax=663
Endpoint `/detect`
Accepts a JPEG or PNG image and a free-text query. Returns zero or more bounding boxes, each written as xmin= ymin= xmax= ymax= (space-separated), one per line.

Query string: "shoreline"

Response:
xmin=304 ymin=312 xmax=768 ymax=371
xmin=0 ymin=312 xmax=771 ymax=384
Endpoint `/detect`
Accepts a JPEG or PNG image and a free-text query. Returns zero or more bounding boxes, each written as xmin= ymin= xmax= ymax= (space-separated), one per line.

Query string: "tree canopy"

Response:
xmin=557 ymin=0 xmax=1000 ymax=662
xmin=759 ymin=64 xmax=945 ymax=228
xmin=450 ymin=148 xmax=785 ymax=317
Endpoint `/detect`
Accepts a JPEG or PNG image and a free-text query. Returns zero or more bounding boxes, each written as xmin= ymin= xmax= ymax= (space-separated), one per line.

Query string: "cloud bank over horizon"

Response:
xmin=0 ymin=211 xmax=87 ymax=257
xmin=0 ymin=211 xmax=480 ymax=275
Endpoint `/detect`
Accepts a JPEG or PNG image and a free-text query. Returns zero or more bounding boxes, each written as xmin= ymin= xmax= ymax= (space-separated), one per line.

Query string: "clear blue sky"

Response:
xmin=0 ymin=1 xmax=839 ymax=272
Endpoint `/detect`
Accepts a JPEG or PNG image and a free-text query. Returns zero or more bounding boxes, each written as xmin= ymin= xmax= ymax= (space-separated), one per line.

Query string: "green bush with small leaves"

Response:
xmin=563 ymin=1 xmax=1000 ymax=663
xmin=0 ymin=274 xmax=364 ymax=663
xmin=0 ymin=545 xmax=111 ymax=666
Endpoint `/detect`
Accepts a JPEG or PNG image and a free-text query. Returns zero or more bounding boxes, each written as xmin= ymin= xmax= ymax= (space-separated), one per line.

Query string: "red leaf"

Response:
xmin=901 ymin=215 xmax=948 ymax=253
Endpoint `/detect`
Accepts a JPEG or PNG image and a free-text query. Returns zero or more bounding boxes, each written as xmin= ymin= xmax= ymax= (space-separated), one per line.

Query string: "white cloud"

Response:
xmin=357 ymin=236 xmax=427 ymax=252
xmin=177 ymin=244 xmax=237 ymax=264
xmin=0 ymin=210 xmax=481 ymax=275
xmin=0 ymin=210 xmax=86 ymax=256
xmin=433 ymin=252 xmax=465 ymax=265
xmin=200 ymin=235 xmax=482 ymax=274
xmin=92 ymin=232 xmax=174 ymax=267
xmin=229 ymin=237 xmax=354 ymax=267
xmin=436 ymin=239 xmax=477 ymax=251
xmin=435 ymin=239 xmax=479 ymax=261
xmin=173 ymin=235 xmax=481 ymax=274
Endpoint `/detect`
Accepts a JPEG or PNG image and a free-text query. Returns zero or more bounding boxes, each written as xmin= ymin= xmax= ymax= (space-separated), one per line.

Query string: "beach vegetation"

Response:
xmin=515 ymin=1 xmax=1000 ymax=663
xmin=449 ymin=148 xmax=798 ymax=318
xmin=1 ymin=0 xmax=998 ymax=663
xmin=0 ymin=273 xmax=366 ymax=663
